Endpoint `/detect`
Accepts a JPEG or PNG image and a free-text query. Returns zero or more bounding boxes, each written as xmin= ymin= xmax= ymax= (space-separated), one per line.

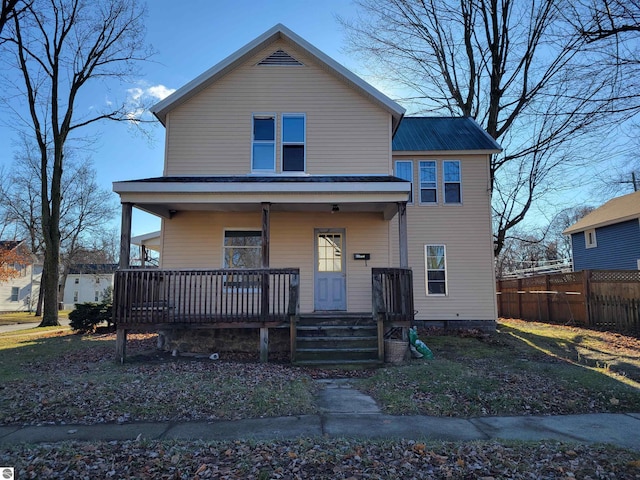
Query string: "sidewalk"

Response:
xmin=0 ymin=379 xmax=638 ymax=449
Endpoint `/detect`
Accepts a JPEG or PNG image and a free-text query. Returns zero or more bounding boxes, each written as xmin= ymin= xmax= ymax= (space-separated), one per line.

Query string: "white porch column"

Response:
xmin=119 ymin=202 xmax=133 ymax=269
xmin=398 ymin=201 xmax=409 ymax=268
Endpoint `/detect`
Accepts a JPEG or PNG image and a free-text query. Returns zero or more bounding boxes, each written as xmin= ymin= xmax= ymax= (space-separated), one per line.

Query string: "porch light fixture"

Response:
xmin=331 ymin=204 xmax=339 ymax=214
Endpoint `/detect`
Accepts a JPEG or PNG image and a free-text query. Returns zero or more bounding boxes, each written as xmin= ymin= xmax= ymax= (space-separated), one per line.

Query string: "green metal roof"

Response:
xmin=393 ymin=117 xmax=501 ymax=152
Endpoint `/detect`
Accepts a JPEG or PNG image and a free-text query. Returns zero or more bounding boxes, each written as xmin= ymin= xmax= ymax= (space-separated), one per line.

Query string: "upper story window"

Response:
xmin=395 ymin=160 xmax=413 ymax=204
xmin=419 ymin=161 xmax=437 ymax=204
xmin=252 ymin=115 xmax=276 ymax=172
xmin=282 ymin=114 xmax=305 ymax=172
xmin=443 ymin=160 xmax=461 ymax=204
xmin=585 ymin=229 xmax=597 ymax=249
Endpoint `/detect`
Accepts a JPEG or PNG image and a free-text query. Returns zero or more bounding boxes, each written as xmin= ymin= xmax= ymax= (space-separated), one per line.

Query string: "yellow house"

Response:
xmin=113 ymin=25 xmax=500 ymax=364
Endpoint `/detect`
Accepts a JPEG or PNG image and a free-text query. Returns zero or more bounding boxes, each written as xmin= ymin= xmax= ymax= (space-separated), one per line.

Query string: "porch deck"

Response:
xmin=112 ymin=267 xmax=413 ymax=364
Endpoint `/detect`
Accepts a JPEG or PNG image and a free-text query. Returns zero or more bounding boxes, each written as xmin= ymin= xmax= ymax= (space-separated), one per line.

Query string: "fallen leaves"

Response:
xmin=1 ymin=439 xmax=638 ymax=479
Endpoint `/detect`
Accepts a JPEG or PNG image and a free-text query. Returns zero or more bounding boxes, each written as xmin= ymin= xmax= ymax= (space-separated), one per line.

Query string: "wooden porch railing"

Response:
xmin=372 ymin=268 xmax=414 ymax=361
xmin=372 ymin=267 xmax=414 ymax=323
xmin=113 ymin=268 xmax=300 ymax=327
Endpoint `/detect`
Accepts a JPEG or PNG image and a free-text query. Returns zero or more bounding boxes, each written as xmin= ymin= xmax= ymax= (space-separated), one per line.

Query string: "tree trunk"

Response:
xmin=39 ymin=244 xmax=60 ymax=327
xmin=35 ymin=270 xmax=44 ymax=316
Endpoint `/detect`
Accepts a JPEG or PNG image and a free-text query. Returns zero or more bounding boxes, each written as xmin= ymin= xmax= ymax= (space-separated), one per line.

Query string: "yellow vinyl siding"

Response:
xmin=161 ymin=210 xmax=391 ymax=313
xmin=164 ymin=40 xmax=391 ymax=176
xmin=391 ymin=154 xmax=497 ymax=322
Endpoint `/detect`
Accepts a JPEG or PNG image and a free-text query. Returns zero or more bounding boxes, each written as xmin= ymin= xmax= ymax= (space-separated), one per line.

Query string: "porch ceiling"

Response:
xmin=113 ymin=175 xmax=411 ymax=221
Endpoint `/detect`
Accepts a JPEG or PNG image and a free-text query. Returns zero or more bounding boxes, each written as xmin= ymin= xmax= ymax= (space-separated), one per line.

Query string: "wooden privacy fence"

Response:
xmin=496 ymin=270 xmax=640 ymax=335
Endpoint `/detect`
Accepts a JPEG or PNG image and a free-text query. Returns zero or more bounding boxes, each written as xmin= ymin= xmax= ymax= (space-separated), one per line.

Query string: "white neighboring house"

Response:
xmin=0 ymin=240 xmax=41 ymax=313
xmin=132 ymin=231 xmax=161 ymax=266
xmin=62 ymin=264 xmax=118 ymax=310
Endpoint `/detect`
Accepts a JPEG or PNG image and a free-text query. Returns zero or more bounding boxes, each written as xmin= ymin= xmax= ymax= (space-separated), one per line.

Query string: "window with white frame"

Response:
xmin=10 ymin=287 xmax=19 ymax=302
xmin=74 ymin=278 xmax=79 ymax=284
xmin=282 ymin=114 xmax=305 ymax=172
xmin=94 ymin=291 xmax=100 ymax=302
xmin=419 ymin=161 xmax=437 ymax=204
xmin=395 ymin=160 xmax=413 ymax=204
xmin=73 ymin=291 xmax=79 ymax=303
xmin=443 ymin=160 xmax=461 ymax=204
xmin=224 ymin=230 xmax=262 ymax=288
xmin=425 ymin=245 xmax=447 ymax=295
xmin=252 ymin=115 xmax=275 ymax=172
xmin=585 ymin=229 xmax=597 ymax=248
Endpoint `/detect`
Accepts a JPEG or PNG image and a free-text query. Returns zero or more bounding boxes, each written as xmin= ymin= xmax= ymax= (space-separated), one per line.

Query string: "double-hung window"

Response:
xmin=224 ymin=230 xmax=262 ymax=288
xmin=394 ymin=160 xmax=413 ymax=204
xmin=282 ymin=114 xmax=305 ymax=172
xmin=443 ymin=160 xmax=461 ymax=204
xmin=252 ymin=115 xmax=275 ymax=172
xmin=425 ymin=245 xmax=447 ymax=295
xmin=10 ymin=287 xmax=19 ymax=302
xmin=419 ymin=161 xmax=437 ymax=204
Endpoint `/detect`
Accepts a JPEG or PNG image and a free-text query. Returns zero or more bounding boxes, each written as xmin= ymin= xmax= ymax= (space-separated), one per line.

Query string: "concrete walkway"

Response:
xmin=0 ymin=378 xmax=638 ymax=450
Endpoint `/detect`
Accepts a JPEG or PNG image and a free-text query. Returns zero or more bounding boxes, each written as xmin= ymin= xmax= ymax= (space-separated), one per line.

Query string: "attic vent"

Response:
xmin=258 ymin=49 xmax=303 ymax=66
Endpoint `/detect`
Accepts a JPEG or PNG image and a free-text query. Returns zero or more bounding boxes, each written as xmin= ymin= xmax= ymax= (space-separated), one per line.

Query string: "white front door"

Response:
xmin=314 ymin=229 xmax=346 ymax=311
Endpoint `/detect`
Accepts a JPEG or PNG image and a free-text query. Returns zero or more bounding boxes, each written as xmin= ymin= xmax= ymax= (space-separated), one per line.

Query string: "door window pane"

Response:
xmin=317 ymin=234 xmax=342 ymax=272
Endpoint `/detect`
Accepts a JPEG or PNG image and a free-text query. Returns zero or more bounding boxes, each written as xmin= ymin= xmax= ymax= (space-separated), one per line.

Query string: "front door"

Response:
xmin=314 ymin=229 xmax=346 ymax=311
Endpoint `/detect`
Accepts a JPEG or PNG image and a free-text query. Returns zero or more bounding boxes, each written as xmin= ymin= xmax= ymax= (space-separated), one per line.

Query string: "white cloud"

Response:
xmin=147 ymin=85 xmax=176 ymax=101
xmin=125 ymin=83 xmax=177 ymax=122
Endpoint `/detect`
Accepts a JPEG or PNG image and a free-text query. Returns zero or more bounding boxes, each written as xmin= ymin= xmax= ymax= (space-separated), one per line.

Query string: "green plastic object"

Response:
xmin=409 ymin=326 xmax=434 ymax=359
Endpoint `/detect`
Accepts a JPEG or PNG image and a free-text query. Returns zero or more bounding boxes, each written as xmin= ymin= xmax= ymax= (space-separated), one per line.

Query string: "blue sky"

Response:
xmin=0 ymin=0 xmax=633 ymax=240
xmin=0 ymin=0 xmax=369 ymax=237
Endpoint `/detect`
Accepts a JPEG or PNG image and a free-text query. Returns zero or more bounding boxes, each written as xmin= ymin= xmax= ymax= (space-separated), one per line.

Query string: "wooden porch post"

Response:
xmin=398 ymin=202 xmax=409 ymax=268
xmin=260 ymin=203 xmax=271 ymax=363
xmin=119 ymin=202 xmax=133 ymax=269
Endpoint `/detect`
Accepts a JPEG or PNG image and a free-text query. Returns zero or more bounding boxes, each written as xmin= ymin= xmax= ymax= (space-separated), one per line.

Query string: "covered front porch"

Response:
xmin=113 ymin=175 xmax=414 ymax=363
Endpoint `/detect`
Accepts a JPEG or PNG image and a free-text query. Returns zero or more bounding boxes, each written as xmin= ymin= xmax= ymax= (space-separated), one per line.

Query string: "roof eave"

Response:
xmin=392 ymin=148 xmax=502 ymax=155
xmin=563 ymin=215 xmax=640 ymax=235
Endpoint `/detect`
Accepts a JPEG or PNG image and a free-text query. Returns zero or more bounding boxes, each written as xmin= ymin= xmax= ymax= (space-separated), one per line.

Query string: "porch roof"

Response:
xmin=113 ymin=175 xmax=411 ymax=221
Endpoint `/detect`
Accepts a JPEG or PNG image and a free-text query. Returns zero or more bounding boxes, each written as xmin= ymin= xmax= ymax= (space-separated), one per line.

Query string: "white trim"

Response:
xmin=394 ymin=159 xmax=414 ymax=204
xmin=114 ymin=180 xmax=411 ymax=195
xmin=281 ymin=113 xmax=306 ymax=173
xmin=251 ymin=113 xmax=276 ymax=173
xmin=418 ymin=160 xmax=438 ymax=205
xmin=443 ymin=160 xmax=462 ymax=205
xmin=424 ymin=244 xmax=448 ymax=296
xmin=585 ymin=228 xmax=597 ymax=249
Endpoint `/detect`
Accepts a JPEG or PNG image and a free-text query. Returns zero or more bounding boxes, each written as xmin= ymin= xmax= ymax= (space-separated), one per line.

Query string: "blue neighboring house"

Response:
xmin=563 ymin=190 xmax=640 ymax=271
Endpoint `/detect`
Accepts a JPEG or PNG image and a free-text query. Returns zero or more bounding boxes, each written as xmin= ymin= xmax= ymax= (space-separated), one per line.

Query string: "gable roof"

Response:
xmin=151 ymin=24 xmax=406 ymax=132
xmin=0 ymin=240 xmax=22 ymax=252
xmin=67 ymin=264 xmax=118 ymax=275
xmin=393 ymin=117 xmax=501 ymax=153
xmin=563 ymin=190 xmax=640 ymax=235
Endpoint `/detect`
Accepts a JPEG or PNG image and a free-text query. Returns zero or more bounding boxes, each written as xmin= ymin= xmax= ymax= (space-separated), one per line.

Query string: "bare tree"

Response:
xmin=1 ymin=142 xmax=118 ymax=314
xmin=0 ymin=0 xmax=23 ymax=37
xmin=0 ymin=0 xmax=151 ymax=326
xmin=570 ymin=0 xmax=640 ymax=41
xmin=57 ymin=160 xmax=118 ymax=303
xmin=341 ymin=0 xmax=639 ymax=256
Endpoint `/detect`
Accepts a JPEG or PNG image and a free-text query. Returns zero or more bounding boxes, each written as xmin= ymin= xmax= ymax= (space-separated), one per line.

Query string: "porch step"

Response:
xmin=294 ymin=359 xmax=383 ymax=369
xmin=293 ymin=313 xmax=380 ymax=366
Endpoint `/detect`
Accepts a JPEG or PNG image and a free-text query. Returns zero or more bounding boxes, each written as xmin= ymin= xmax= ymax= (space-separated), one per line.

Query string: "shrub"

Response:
xmin=69 ymin=301 xmax=112 ymax=333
